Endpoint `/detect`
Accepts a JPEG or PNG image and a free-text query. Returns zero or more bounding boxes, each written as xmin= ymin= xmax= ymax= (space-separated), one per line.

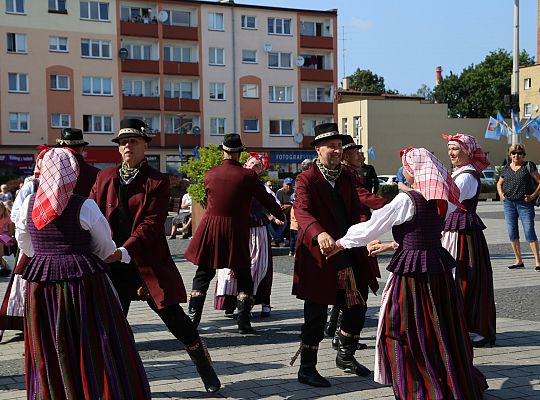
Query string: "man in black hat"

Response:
xmin=90 ymin=118 xmax=221 ymax=393
xmin=56 ymin=128 xmax=99 ymax=197
xmin=291 ymin=123 xmax=379 ymax=387
xmin=184 ymin=133 xmax=284 ymax=334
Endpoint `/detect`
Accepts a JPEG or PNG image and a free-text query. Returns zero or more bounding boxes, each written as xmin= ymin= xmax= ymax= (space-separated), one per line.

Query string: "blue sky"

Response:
xmin=239 ymin=0 xmax=538 ymax=94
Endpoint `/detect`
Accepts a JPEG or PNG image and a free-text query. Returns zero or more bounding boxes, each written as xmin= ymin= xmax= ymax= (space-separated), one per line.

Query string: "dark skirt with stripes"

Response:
xmin=376 ymin=271 xmax=487 ymax=400
xmin=25 ymin=272 xmax=151 ymax=400
xmin=454 ymin=230 xmax=496 ymax=339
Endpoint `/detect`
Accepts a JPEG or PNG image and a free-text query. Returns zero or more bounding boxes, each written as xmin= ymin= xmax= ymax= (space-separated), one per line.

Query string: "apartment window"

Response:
xmin=50 ymin=75 xmax=70 ymax=90
xmin=81 ymin=39 xmax=111 ymax=58
xmin=83 ymin=114 xmax=112 ymax=133
xmin=341 ymin=117 xmax=348 ymax=134
xmin=268 ymin=52 xmax=291 ymax=68
xmin=524 ymin=78 xmax=532 ymax=90
xmin=269 ymin=119 xmax=293 ymax=135
xmin=80 ymin=1 xmax=109 ymax=21
xmin=269 ymin=85 xmax=293 ymax=102
xmin=209 ymin=83 xmax=225 ymax=100
xmin=208 ymin=12 xmax=224 ymax=31
xmin=242 ymin=50 xmax=257 ymax=63
xmin=300 ymin=21 xmax=323 ymax=36
xmin=163 ymin=9 xmax=190 ymax=26
xmin=48 ymin=0 xmax=66 ymax=12
xmin=51 ymin=113 xmax=71 ymax=128
xmin=241 ymin=15 xmax=256 ymax=29
xmin=120 ymin=6 xmax=152 ymax=22
xmin=242 ymin=83 xmax=258 ymax=98
xmin=125 ymin=43 xmax=152 ymax=60
xmin=268 ymin=17 xmax=291 ymax=35
xmin=9 ymin=112 xmax=29 ymax=131
xmin=209 ymin=47 xmax=224 ymax=65
xmin=524 ymin=103 xmax=532 ymax=117
xmin=210 ymin=118 xmax=225 ymax=135
xmin=164 ymin=81 xmax=193 ymax=99
xmin=6 ymin=33 xmax=27 ymax=53
xmin=244 ymin=119 xmax=259 ymax=132
xmin=8 ymin=73 xmax=28 ymax=93
xmin=49 ymin=36 xmax=68 ymax=52
xmin=302 ymin=87 xmax=325 ymax=102
xmin=6 ymin=0 xmax=24 ymax=13
xmin=164 ymin=46 xmax=191 ymax=62
xmin=82 ymin=76 xmax=112 ymax=95
xmin=302 ymin=118 xmax=331 ymax=135
xmin=165 ymin=116 xmax=195 ymax=134
xmin=123 ymin=79 xmax=159 ymax=97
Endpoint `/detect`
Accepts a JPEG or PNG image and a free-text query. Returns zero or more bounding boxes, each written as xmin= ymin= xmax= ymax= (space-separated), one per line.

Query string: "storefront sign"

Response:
xmin=0 ymin=154 xmax=35 ymax=176
xmin=270 ymin=150 xmax=316 ymax=164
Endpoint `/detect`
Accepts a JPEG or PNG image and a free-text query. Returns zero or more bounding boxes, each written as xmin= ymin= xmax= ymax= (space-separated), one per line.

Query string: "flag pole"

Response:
xmin=511 ymin=0 xmax=520 ymax=145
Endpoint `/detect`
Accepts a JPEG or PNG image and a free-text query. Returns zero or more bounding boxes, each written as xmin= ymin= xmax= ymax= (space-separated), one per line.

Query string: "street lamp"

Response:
xmin=511 ymin=0 xmax=520 ymax=145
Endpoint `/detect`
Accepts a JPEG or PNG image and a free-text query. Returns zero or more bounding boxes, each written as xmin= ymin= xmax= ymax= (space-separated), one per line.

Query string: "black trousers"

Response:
xmin=192 ymin=265 xmax=254 ymax=295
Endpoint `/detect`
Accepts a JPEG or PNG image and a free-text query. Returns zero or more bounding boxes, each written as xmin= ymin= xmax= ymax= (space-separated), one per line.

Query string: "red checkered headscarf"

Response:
xmin=32 ymin=148 xmax=79 ymax=230
xmin=33 ymin=145 xmax=51 ymax=178
xmin=442 ymin=133 xmax=490 ymax=172
xmin=244 ymin=152 xmax=268 ymax=176
xmin=401 ymin=147 xmax=464 ymax=210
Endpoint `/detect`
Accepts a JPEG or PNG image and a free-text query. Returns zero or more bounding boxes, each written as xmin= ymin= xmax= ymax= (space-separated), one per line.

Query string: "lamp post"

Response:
xmin=511 ymin=0 xmax=520 ymax=145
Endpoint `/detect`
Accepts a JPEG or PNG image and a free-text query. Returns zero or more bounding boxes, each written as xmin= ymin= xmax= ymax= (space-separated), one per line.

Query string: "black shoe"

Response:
xmin=472 ymin=336 xmax=496 ymax=348
xmin=237 ymin=295 xmax=255 ymax=334
xmin=0 ymin=268 xmax=11 ymax=277
xmin=186 ymin=338 xmax=221 ymax=393
xmin=535 ymin=266 xmax=540 ymax=272
xmin=336 ymin=332 xmax=371 ymax=377
xmin=508 ymin=263 xmax=525 ymax=269
xmin=298 ymin=365 xmax=331 ymax=387
xmin=260 ymin=305 xmax=272 ymax=318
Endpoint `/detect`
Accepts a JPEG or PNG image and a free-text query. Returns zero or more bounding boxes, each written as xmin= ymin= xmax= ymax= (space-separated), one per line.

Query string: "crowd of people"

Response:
xmin=0 ymin=119 xmax=539 ymax=399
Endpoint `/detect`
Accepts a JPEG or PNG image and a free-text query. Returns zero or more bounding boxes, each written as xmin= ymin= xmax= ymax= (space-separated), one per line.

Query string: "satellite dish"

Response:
xmin=192 ymin=126 xmax=201 ymax=135
xmin=118 ymin=47 xmax=129 ymax=60
xmin=293 ymin=132 xmax=304 ymax=144
xmin=158 ymin=10 xmax=168 ymax=22
xmin=295 ymin=56 xmax=305 ymax=67
xmin=263 ymin=43 xmax=272 ymax=52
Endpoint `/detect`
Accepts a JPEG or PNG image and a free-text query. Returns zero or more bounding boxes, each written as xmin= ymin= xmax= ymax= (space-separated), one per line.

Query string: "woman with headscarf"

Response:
xmin=329 ymin=148 xmax=487 ymax=400
xmin=14 ymin=148 xmax=150 ymax=399
xmin=442 ymin=133 xmax=496 ymax=348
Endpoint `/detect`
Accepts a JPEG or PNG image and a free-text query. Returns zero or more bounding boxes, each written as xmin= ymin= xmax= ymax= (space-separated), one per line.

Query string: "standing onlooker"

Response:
xmin=497 ymin=144 xmax=540 ymax=270
xmin=170 ymin=191 xmax=192 ymax=239
xmin=357 ymin=152 xmax=379 ymax=194
xmin=0 ymin=202 xmax=15 ymax=277
xmin=268 ymin=178 xmax=294 ymax=246
xmin=0 ymin=185 xmax=13 ymax=203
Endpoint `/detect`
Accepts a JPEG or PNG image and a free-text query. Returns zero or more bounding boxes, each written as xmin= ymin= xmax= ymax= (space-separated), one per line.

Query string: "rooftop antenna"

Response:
xmin=340 ymin=26 xmax=351 ymax=84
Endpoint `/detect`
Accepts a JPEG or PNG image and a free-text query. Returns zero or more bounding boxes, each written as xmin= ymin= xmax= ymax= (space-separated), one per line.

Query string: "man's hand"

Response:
xmin=104 ymin=248 xmax=122 ymax=263
xmin=273 ymin=218 xmax=285 ymax=226
xmin=317 ymin=232 xmax=336 ymax=256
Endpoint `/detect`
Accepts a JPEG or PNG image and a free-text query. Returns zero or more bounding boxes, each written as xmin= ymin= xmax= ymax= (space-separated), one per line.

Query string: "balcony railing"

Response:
xmin=164 ymin=98 xmax=200 ymax=112
xmin=301 ymin=101 xmax=334 ymax=115
xmin=122 ymin=95 xmax=160 ymax=110
xmin=163 ymin=61 xmax=199 ymax=76
xmin=120 ymin=21 xmax=158 ymax=38
xmin=121 ymin=59 xmax=159 ymax=74
xmin=300 ymin=35 xmax=334 ymax=49
xmin=162 ymin=25 xmax=198 ymax=41
xmin=164 ymin=133 xmax=202 ymax=147
xmin=300 ymin=68 xmax=334 ymax=82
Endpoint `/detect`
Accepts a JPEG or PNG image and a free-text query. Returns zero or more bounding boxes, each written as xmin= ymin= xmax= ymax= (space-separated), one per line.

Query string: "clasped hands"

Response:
xmin=104 ymin=248 xmax=123 ymax=263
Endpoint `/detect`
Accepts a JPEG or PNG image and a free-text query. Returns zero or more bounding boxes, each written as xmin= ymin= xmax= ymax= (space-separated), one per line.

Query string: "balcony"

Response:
xmin=164 ymin=98 xmax=200 ymax=112
xmin=300 ymin=35 xmax=334 ymax=49
xmin=163 ymin=61 xmax=199 ymax=76
xmin=121 ymin=59 xmax=159 ymax=74
xmin=148 ymin=134 xmax=162 ymax=147
xmin=162 ymin=25 xmax=198 ymax=41
xmin=164 ymin=133 xmax=202 ymax=147
xmin=301 ymin=135 xmax=316 ymax=148
xmin=300 ymin=68 xmax=334 ymax=82
xmin=122 ymin=95 xmax=160 ymax=110
xmin=301 ymin=101 xmax=334 ymax=115
xmin=120 ymin=21 xmax=158 ymax=38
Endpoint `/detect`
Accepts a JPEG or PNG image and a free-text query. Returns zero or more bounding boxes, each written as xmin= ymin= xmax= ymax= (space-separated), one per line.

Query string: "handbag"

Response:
xmin=525 ymin=162 xmax=540 ymax=206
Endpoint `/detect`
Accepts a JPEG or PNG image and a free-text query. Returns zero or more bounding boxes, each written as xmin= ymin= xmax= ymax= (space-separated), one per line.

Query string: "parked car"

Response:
xmin=480 ymin=168 xmax=496 ymax=186
xmin=378 ymin=174 xmax=398 ymax=185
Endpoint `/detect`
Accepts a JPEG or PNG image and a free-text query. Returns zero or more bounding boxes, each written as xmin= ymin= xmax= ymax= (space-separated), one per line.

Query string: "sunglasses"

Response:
xmin=510 ymin=152 xmax=523 ymax=156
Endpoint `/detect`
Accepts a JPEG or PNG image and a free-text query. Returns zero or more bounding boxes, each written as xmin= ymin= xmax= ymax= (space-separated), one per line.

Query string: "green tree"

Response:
xmin=347 ymin=68 xmax=387 ymax=93
xmin=414 ymin=83 xmax=434 ymax=102
xmin=434 ymin=49 xmax=535 ymax=118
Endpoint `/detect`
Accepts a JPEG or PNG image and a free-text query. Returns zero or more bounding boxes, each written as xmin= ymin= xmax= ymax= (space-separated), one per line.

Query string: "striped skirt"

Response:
xmin=25 ymin=272 xmax=151 ymax=400
xmin=374 ymin=271 xmax=487 ymax=400
xmin=442 ymin=229 xmax=496 ymax=339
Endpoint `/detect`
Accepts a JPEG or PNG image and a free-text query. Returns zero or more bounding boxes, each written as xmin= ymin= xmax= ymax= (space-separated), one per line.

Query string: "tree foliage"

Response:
xmin=433 ymin=49 xmax=535 ymax=118
xmin=414 ymin=84 xmax=434 ymax=102
xmin=347 ymin=68 xmax=387 ymax=93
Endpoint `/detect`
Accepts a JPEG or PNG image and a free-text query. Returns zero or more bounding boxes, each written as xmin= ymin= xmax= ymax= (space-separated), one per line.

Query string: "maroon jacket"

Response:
xmin=90 ymin=164 xmax=187 ymax=309
xmin=292 ymin=164 xmax=380 ymax=305
xmin=185 ymin=159 xmax=284 ymax=271
xmin=342 ymin=164 xmax=388 ymax=222
xmin=74 ymin=153 xmax=100 ymax=197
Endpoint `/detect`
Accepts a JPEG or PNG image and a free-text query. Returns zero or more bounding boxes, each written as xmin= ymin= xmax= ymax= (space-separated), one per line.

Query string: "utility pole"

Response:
xmin=341 ymin=26 xmax=346 ymax=81
xmin=511 ymin=0 xmax=520 ymax=145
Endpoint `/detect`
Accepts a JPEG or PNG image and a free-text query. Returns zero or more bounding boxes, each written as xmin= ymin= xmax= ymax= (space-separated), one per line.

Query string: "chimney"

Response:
xmin=435 ymin=66 xmax=442 ymax=86
xmin=342 ymin=77 xmax=349 ymax=90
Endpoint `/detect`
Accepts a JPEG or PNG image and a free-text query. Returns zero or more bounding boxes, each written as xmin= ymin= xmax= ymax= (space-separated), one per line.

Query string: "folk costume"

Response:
xmin=90 ymin=119 xmax=220 ymax=393
xmin=185 ymin=134 xmax=284 ymax=334
xmin=336 ymin=148 xmax=488 ymax=400
xmin=15 ymin=148 xmax=151 ymax=399
xmin=442 ymin=133 xmax=496 ymax=347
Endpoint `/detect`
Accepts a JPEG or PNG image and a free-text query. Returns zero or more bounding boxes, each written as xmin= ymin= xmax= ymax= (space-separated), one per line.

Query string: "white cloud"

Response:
xmin=349 ymin=18 xmax=374 ymax=31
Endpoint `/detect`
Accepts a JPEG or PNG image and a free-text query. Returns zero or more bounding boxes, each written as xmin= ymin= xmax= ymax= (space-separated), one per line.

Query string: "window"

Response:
xmin=6 ymin=0 xmax=24 ymax=13
xmin=83 ymin=115 xmax=112 ymax=133
xmin=82 ymin=76 xmax=112 ymax=95
xmin=244 ymin=119 xmax=259 ymax=132
xmin=48 ymin=0 xmax=66 ymax=12
xmin=164 ymin=81 xmax=193 ymax=99
xmin=210 ymin=118 xmax=225 ymax=135
xmin=124 ymin=114 xmax=159 ymax=132
xmin=524 ymin=78 xmax=532 ymax=90
xmin=269 ymin=119 xmax=293 ymax=135
xmin=162 ymin=9 xmax=190 ymax=26
xmin=268 ymin=52 xmax=291 ymax=68
xmin=164 ymin=46 xmax=192 ymax=62
xmin=8 ymin=73 xmax=28 ymax=93
xmin=242 ymin=84 xmax=258 ymax=98
xmin=9 ymin=112 xmax=29 ymax=131
xmin=208 ymin=12 xmax=224 ymax=31
xmin=268 ymin=17 xmax=291 ymax=35
xmin=241 ymin=15 xmax=256 ymax=29
xmin=80 ymin=1 xmax=109 ymax=21
xmin=302 ymin=87 xmax=325 ymax=102
xmin=353 ymin=116 xmax=361 ymax=137
xmin=123 ymin=79 xmax=159 ymax=97
xmin=50 ymin=75 xmax=70 ymax=90
xmin=51 ymin=113 xmax=71 ymax=128
xmin=269 ymin=85 xmax=293 ymax=102
xmin=209 ymin=47 xmax=224 ymax=65
xmin=49 ymin=36 xmax=68 ymax=52
xmin=242 ymin=50 xmax=257 ymax=63
xmin=6 ymin=33 xmax=27 ymax=53
xmin=209 ymin=83 xmax=225 ymax=100
xmin=124 ymin=43 xmax=152 ymax=60
xmin=524 ymin=103 xmax=532 ymax=117
xmin=300 ymin=21 xmax=323 ymax=36
xmin=302 ymin=118 xmax=331 ymax=135
xmin=81 ymin=39 xmax=111 ymax=58
xmin=165 ymin=116 xmax=195 ymax=134
xmin=341 ymin=117 xmax=348 ymax=134
xmin=120 ymin=6 xmax=152 ymax=22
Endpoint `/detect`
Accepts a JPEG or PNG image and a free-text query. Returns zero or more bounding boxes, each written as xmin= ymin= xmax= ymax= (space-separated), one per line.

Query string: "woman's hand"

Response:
xmin=524 ymin=194 xmax=534 ymax=203
xmin=367 ymin=240 xmax=396 ymax=256
xmin=104 ymin=248 xmax=122 ymax=263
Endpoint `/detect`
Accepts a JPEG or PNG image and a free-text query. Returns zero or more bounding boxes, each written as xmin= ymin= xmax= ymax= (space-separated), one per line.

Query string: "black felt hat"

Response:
xmin=310 ymin=123 xmax=343 ymax=146
xmin=112 ymin=118 xmax=153 ymax=144
xmin=219 ymin=133 xmax=246 ymax=153
xmin=56 ymin=128 xmax=89 ymax=147
xmin=341 ymin=134 xmax=363 ymax=151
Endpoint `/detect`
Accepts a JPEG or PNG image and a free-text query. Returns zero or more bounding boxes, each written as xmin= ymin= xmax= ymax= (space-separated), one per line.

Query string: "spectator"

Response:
xmin=269 ymin=177 xmax=294 ymax=246
xmin=0 ymin=185 xmax=12 ymax=203
xmin=170 ymin=191 xmax=192 ymax=239
xmin=0 ymin=202 xmax=15 ymax=277
xmin=357 ymin=153 xmax=379 ymax=194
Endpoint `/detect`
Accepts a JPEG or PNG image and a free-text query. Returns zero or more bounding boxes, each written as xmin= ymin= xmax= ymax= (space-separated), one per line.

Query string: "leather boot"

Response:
xmin=188 ymin=291 xmax=206 ymax=328
xmin=331 ymin=311 xmax=343 ymax=349
xmin=296 ymin=344 xmax=331 ymax=387
xmin=185 ymin=337 xmax=221 ymax=393
xmin=332 ymin=328 xmax=368 ymax=350
xmin=237 ymin=293 xmax=254 ymax=334
xmin=325 ymin=306 xmax=341 ymax=337
xmin=335 ymin=331 xmax=371 ymax=376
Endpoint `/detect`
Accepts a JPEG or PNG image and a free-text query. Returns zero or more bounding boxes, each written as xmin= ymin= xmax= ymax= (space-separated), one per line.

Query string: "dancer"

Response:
xmin=442 ymin=133 xmax=496 ymax=347
xmin=331 ymin=147 xmax=487 ymax=400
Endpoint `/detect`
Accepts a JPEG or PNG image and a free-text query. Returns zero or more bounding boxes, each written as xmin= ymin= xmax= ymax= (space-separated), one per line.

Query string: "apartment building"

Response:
xmin=0 ymin=0 xmax=337 ymax=175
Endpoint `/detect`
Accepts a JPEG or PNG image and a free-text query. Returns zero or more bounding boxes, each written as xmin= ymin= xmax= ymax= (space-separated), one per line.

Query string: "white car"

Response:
xmin=378 ymin=174 xmax=398 ymax=185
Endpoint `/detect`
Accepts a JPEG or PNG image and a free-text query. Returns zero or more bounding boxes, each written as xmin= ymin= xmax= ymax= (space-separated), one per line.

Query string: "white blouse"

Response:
xmin=452 ymin=164 xmax=478 ymax=201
